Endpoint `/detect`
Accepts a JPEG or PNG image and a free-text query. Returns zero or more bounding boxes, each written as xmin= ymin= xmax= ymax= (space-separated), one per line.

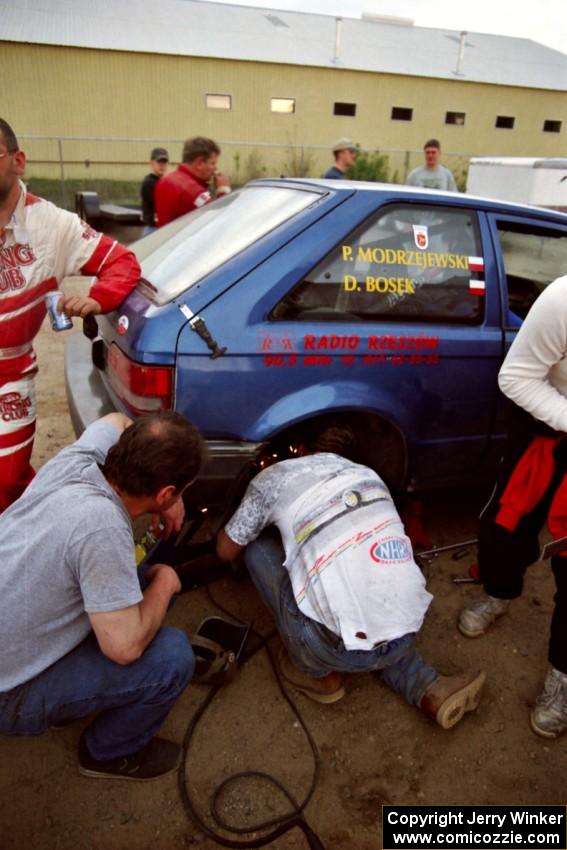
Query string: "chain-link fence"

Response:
xmin=20 ymin=134 xmax=473 ymax=210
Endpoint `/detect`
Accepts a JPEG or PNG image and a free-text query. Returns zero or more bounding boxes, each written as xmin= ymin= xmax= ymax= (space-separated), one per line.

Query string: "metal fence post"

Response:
xmin=57 ymin=138 xmax=66 ymax=208
xmin=403 ymin=149 xmax=410 ymax=182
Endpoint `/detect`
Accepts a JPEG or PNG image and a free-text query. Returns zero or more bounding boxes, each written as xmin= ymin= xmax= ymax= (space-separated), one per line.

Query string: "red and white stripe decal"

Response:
xmin=0 ymin=421 xmax=36 ymax=451
xmin=0 ymin=349 xmax=36 ymax=382
xmin=0 ymin=297 xmax=50 ymax=350
xmin=468 ymin=256 xmax=484 ymax=272
xmin=0 ymin=432 xmax=35 ymax=458
xmin=469 ymin=279 xmax=486 ymax=296
xmin=0 ymin=276 xmax=57 ymax=315
xmin=81 ymin=235 xmax=115 ymax=276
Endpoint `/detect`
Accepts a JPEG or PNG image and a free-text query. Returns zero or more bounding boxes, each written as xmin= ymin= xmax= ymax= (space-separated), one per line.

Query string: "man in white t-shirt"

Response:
xmin=217 ymin=423 xmax=485 ymax=728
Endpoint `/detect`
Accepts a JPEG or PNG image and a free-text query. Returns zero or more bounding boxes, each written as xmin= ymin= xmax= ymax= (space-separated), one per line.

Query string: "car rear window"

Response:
xmin=133 ymin=186 xmax=322 ymax=305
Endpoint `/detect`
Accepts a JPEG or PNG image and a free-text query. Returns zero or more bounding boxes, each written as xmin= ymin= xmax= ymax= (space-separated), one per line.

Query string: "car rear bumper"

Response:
xmin=65 ymin=333 xmax=116 ymax=436
xmin=64 ymin=333 xmax=263 ymax=518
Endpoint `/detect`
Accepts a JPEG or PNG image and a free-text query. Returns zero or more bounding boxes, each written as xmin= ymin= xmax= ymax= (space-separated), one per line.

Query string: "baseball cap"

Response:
xmin=150 ymin=147 xmax=169 ymax=161
xmin=332 ymin=137 xmax=357 ymax=154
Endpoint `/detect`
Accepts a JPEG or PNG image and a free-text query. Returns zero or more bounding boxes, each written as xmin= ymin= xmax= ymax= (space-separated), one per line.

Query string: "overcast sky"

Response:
xmin=198 ymin=0 xmax=567 ymax=55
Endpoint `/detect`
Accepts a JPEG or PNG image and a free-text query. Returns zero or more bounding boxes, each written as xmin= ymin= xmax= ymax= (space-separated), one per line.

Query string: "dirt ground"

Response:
xmin=1 ymin=277 xmax=565 ymax=850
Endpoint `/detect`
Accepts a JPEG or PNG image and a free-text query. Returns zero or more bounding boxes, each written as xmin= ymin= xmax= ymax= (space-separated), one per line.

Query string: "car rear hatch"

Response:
xmin=91 ymin=181 xmax=354 ymax=417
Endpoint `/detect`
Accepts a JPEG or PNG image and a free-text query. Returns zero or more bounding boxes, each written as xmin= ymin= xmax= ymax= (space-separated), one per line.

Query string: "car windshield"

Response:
xmin=133 ymin=185 xmax=323 ymax=305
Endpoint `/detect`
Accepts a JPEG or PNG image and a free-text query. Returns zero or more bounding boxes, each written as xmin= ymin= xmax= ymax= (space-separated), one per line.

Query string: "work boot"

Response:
xmin=421 ymin=671 xmax=486 ymax=729
xmin=458 ymin=593 xmax=510 ymax=638
xmin=278 ymin=648 xmax=345 ymax=704
xmin=78 ymin=732 xmax=181 ymax=781
xmin=530 ymin=667 xmax=567 ymax=739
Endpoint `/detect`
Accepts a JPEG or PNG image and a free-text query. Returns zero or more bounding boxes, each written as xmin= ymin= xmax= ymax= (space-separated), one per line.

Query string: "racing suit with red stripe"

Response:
xmin=0 ymin=182 xmax=141 ymax=511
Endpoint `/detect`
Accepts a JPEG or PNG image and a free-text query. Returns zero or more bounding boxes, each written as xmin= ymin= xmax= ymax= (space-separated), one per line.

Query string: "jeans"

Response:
xmin=0 ymin=627 xmax=194 ymax=760
xmin=245 ymin=529 xmax=437 ymax=707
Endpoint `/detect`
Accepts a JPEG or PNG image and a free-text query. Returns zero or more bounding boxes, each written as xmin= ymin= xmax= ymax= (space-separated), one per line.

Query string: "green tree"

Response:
xmin=242 ymin=149 xmax=268 ymax=183
xmin=347 ymin=151 xmax=390 ymax=183
xmin=282 ymin=145 xmax=317 ymax=178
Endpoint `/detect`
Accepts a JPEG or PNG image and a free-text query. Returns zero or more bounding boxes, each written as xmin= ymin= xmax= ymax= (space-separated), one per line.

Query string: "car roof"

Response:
xmin=250 ymin=177 xmax=567 ymax=225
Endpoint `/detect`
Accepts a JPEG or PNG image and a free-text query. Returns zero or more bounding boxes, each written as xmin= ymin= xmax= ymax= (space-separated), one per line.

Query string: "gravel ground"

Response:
xmin=1 ymin=276 xmax=564 ymax=850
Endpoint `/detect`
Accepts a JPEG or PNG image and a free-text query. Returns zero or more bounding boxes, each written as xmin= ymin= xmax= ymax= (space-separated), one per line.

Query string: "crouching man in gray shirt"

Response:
xmin=0 ymin=412 xmax=204 ymax=781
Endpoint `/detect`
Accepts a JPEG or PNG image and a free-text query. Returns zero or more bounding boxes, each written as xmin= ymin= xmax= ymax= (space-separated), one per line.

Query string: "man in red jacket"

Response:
xmin=0 ymin=118 xmax=141 ymax=511
xmin=155 ymin=136 xmax=231 ymax=226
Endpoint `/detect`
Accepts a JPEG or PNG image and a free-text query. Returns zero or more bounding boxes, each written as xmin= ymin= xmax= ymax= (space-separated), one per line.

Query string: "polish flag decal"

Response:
xmin=469 ymin=279 xmax=486 ymax=296
xmin=468 ymin=256 xmax=484 ymax=272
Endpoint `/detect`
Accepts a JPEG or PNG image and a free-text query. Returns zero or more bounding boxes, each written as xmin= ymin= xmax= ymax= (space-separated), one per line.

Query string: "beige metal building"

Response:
xmin=1 ymin=0 xmax=566 ymax=183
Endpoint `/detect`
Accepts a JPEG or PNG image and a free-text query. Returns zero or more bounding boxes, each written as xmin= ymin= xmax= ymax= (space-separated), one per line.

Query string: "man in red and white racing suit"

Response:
xmin=0 ymin=119 xmax=141 ymax=511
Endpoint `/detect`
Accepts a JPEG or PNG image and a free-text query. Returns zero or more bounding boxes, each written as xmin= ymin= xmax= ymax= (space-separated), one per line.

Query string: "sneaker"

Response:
xmin=421 ymin=671 xmax=486 ymax=729
xmin=78 ymin=732 xmax=181 ymax=781
xmin=530 ymin=667 xmax=567 ymax=739
xmin=277 ymin=648 xmax=345 ymax=704
xmin=458 ymin=593 xmax=510 ymax=638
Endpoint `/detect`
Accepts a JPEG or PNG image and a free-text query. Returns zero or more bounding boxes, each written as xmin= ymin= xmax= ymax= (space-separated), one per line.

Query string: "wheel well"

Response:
xmin=206 ymin=413 xmax=408 ymax=532
xmin=262 ymin=412 xmax=408 ymax=495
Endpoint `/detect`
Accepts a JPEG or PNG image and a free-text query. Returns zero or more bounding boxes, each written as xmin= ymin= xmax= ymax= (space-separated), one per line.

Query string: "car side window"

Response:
xmin=272 ymin=204 xmax=484 ymax=323
xmin=496 ymin=221 xmax=567 ymax=322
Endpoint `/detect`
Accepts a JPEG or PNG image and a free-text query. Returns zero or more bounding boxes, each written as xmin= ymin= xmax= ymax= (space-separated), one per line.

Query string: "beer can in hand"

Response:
xmin=45 ymin=291 xmax=73 ymax=332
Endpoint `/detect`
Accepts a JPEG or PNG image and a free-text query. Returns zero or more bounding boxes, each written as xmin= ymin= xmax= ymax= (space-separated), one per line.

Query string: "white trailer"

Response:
xmin=466 ymin=157 xmax=567 ymax=210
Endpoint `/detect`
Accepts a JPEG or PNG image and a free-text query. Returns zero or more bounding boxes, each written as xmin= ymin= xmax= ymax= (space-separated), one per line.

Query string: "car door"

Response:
xmin=175 ymin=195 xmax=505 ymax=490
xmin=486 ymin=213 xmax=567 ymax=438
xmin=264 ymin=200 xmax=505 ymax=488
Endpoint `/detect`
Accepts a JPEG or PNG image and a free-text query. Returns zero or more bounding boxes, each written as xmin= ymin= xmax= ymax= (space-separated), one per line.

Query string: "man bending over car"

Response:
xmin=217 ymin=422 xmax=485 ymax=728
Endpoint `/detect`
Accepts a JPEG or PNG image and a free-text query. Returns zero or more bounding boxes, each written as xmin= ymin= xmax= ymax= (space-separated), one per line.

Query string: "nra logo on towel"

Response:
xmin=370 ymin=537 xmax=411 ymax=564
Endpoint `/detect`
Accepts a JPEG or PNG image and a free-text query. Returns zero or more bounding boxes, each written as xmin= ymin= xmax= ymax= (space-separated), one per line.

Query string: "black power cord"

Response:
xmin=177 ymin=586 xmax=327 ymax=850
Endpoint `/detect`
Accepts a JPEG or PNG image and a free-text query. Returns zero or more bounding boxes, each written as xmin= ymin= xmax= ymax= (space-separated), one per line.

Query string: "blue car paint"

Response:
xmin=97 ymin=182 xmax=354 ymax=364
xmin=173 ymin=200 xmax=501 ymax=483
xmin=72 ymin=180 xmax=567 ymax=496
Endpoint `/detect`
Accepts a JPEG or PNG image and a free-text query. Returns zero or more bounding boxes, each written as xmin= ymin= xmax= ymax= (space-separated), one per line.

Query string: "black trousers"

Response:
xmin=478 ymin=419 xmax=567 ymax=674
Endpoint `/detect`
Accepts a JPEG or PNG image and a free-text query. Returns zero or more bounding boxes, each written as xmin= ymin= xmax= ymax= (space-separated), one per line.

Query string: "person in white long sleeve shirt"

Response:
xmin=498 ymin=275 xmax=567 ymax=432
xmin=459 ymin=274 xmax=567 ymax=739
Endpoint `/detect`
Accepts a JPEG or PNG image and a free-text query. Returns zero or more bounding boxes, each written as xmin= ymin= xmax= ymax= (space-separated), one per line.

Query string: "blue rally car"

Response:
xmin=65 ymin=178 xmax=567 ymax=516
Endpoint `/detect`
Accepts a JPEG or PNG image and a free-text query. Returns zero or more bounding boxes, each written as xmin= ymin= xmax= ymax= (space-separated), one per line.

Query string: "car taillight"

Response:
xmin=106 ymin=343 xmax=173 ymax=414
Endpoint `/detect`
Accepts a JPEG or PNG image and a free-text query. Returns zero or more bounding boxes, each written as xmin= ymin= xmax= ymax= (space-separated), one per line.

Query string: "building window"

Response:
xmin=333 ymin=102 xmax=356 ymax=117
xmin=445 ymin=111 xmax=466 ymax=126
xmin=271 ymin=98 xmax=295 ymax=114
xmin=391 ymin=107 xmax=413 ymax=122
xmin=495 ymin=115 xmax=515 ymax=129
xmin=543 ymin=120 xmax=562 ymax=133
xmin=205 ymin=94 xmax=231 ymax=111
